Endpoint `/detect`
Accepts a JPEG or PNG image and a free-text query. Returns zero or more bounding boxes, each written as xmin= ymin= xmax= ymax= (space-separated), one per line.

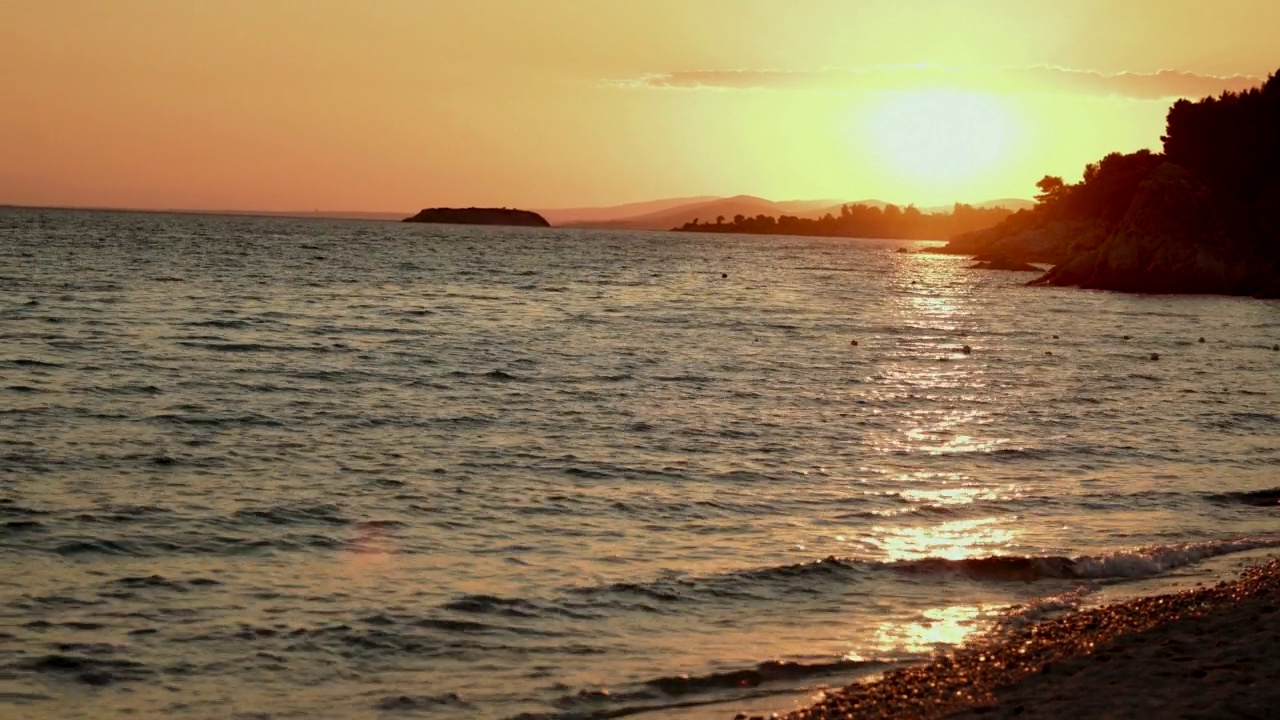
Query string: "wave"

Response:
xmin=374 ymin=693 xmax=466 ymax=711
xmin=3 ymin=358 xmax=62 ymax=368
xmin=1066 ymin=536 xmax=1280 ymax=578
xmin=174 ymin=340 xmax=326 ymax=353
xmin=644 ymin=657 xmax=879 ymax=696
xmin=542 ymin=537 xmax=1280 ymax=612
xmin=107 ymin=575 xmax=221 ymax=592
xmin=886 ymin=536 xmax=1280 ymax=581
xmin=13 ymin=654 xmax=152 ymax=686
xmin=44 ymin=532 xmax=344 ymax=557
xmin=146 ymin=412 xmax=284 ymax=428
xmin=1212 ymin=487 xmax=1280 ymax=506
xmin=517 ymin=658 xmax=887 ymax=720
xmin=233 ymin=502 xmax=350 ymax=526
xmin=652 ymin=374 xmax=715 ymax=383
xmin=1201 ymin=411 xmax=1280 ymax=433
xmin=446 ymin=369 xmax=524 ymax=382
xmin=990 ymin=584 xmax=1098 ymax=635
xmin=884 ymin=555 xmax=1079 ymax=581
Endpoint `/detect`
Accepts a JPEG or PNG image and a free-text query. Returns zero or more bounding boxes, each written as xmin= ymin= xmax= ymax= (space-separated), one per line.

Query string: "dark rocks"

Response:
xmin=942 ymin=219 xmax=1109 ymax=265
xmin=403 ymin=207 xmax=550 ymax=227
xmin=1255 ymin=277 xmax=1280 ymax=299
xmin=968 ymin=257 xmax=1044 ymax=272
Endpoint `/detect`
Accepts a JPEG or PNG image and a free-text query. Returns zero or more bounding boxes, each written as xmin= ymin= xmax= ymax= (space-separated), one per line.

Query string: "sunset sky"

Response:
xmin=3 ymin=1 xmax=1277 ymax=212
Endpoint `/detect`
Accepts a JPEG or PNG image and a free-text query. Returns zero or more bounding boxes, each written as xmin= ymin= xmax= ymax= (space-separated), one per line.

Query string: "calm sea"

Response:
xmin=1 ymin=208 xmax=1278 ymax=719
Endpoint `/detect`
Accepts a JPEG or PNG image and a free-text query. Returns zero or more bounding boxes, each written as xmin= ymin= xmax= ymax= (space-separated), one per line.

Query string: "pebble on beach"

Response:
xmin=784 ymin=560 xmax=1280 ymax=720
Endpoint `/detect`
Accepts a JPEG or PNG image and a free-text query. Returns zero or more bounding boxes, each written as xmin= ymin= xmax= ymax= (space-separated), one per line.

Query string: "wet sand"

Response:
xmin=780 ymin=559 xmax=1280 ymax=720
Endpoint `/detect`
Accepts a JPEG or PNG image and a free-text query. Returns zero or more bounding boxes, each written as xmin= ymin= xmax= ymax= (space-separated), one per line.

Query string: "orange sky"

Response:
xmin=2 ymin=1 xmax=1277 ymax=211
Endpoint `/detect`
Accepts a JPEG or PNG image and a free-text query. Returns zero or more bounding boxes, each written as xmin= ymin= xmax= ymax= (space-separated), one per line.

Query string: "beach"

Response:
xmin=783 ymin=559 xmax=1280 ymax=720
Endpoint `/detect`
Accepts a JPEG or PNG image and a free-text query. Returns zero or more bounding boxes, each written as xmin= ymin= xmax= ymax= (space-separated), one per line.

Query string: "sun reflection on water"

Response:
xmin=870 ymin=604 xmax=992 ymax=655
xmin=873 ymin=517 xmax=1018 ymax=561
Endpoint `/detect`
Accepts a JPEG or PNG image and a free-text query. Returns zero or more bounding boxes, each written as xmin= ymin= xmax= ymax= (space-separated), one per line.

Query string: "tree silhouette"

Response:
xmin=676 ymin=202 xmax=1014 ymax=240
xmin=1034 ymin=176 xmax=1067 ymax=205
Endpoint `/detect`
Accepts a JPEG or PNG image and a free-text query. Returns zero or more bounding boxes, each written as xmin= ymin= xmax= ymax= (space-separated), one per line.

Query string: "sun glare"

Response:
xmin=863 ymin=89 xmax=1017 ymax=185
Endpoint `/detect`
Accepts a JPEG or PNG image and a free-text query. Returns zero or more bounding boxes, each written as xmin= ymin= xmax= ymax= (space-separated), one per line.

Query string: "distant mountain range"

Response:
xmin=536 ymin=195 xmax=1034 ymax=230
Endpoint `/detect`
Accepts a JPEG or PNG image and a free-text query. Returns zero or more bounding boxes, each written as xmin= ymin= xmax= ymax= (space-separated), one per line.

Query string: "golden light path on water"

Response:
xmin=845 ymin=252 xmax=1028 ymax=658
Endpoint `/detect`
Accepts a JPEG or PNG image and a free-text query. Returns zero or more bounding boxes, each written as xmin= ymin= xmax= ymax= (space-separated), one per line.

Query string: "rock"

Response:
xmin=1255 ymin=277 xmax=1280 ymax=299
xmin=1028 ymin=248 xmax=1099 ymax=287
xmin=403 ymin=207 xmax=551 ymax=227
xmin=968 ymin=257 xmax=1044 ymax=272
xmin=943 ymin=219 xmax=1108 ymax=265
xmin=1031 ymin=163 xmax=1274 ymax=294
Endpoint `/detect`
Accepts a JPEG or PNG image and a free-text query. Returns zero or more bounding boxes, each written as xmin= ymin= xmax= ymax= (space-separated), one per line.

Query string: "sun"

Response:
xmin=862 ymin=89 xmax=1017 ymax=185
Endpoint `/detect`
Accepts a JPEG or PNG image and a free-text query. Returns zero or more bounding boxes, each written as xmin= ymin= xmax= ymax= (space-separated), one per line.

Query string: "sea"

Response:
xmin=1 ymin=207 xmax=1278 ymax=720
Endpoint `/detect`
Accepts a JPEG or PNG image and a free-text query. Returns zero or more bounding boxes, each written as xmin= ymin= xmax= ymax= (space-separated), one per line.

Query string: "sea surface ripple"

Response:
xmin=1 ymin=208 xmax=1278 ymax=719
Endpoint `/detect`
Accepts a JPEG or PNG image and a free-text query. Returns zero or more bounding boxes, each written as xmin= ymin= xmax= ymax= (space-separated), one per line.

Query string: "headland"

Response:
xmin=924 ymin=70 xmax=1280 ymax=297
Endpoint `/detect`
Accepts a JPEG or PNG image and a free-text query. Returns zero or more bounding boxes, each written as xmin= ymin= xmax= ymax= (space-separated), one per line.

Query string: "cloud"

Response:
xmin=608 ymin=65 xmax=1264 ymax=100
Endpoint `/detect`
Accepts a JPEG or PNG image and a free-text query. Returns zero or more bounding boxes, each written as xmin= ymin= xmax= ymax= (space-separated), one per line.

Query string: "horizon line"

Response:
xmin=1 ymin=194 xmax=1036 ymax=220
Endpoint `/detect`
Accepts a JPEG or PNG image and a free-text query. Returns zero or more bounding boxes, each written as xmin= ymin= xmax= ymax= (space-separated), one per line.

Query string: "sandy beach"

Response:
xmin=779 ymin=559 xmax=1280 ymax=720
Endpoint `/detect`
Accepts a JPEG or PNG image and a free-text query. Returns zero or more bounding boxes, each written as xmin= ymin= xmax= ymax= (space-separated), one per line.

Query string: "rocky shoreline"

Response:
xmin=775 ymin=558 xmax=1280 ymax=720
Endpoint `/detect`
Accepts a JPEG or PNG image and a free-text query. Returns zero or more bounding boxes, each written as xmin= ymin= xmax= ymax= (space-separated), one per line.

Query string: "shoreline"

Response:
xmin=777 ymin=558 xmax=1280 ymax=719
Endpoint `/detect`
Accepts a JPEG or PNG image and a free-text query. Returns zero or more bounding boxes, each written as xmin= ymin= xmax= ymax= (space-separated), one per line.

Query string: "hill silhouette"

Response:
xmin=561 ymin=195 xmax=835 ymax=230
xmin=536 ymin=196 xmax=720 ymax=226
xmin=551 ymin=195 xmax=1032 ymax=231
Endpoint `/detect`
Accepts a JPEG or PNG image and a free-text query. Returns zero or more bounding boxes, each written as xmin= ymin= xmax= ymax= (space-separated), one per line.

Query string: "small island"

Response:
xmin=402 ymin=207 xmax=550 ymax=227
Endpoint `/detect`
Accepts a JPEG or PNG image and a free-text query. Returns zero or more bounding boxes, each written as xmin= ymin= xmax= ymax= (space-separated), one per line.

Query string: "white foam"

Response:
xmin=1069 ymin=536 xmax=1280 ymax=579
xmin=992 ymin=584 xmax=1097 ymax=636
